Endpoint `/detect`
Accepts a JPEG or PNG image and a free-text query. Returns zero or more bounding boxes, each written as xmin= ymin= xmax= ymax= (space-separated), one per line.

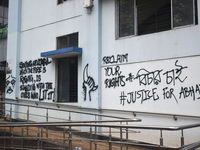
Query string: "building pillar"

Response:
xmin=6 ymin=0 xmax=22 ymax=99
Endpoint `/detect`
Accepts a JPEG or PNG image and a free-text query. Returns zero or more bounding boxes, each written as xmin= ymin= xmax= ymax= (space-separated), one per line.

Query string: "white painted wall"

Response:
xmin=6 ymin=0 xmax=200 ymax=148
xmin=101 ymin=0 xmax=200 ymax=63
xmin=19 ymin=0 xmax=82 ymax=104
xmin=6 ymin=0 xmax=83 ymax=122
xmin=6 ymin=0 xmax=22 ymax=99
xmin=101 ymin=0 xmax=200 ymax=115
xmin=21 ymin=0 xmax=81 ymax=31
xmin=100 ymin=0 xmax=200 ymax=147
xmin=80 ymin=0 xmax=102 ymax=109
xmin=102 ymin=56 xmax=200 ymax=116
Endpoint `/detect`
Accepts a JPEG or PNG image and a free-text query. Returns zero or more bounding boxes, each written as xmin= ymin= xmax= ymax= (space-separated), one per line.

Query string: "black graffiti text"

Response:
xmin=120 ymin=88 xmax=159 ymax=105
xmin=19 ymin=58 xmax=54 ymax=101
xmin=105 ymin=75 xmax=126 ymax=88
xmin=20 ymin=82 xmax=54 ymax=100
xmin=163 ymin=87 xmax=178 ymax=103
xmin=102 ymin=53 xmax=128 ymax=64
xmin=19 ymin=58 xmax=51 ymax=76
xmin=21 ymin=91 xmax=38 ymax=99
xmin=20 ymin=84 xmax=36 ymax=92
xmin=19 ymin=58 xmax=52 ymax=68
xmin=104 ymin=66 xmax=122 ymax=76
xmin=104 ymin=66 xmax=126 ymax=88
xmin=163 ymin=60 xmax=187 ymax=85
xmin=39 ymin=88 xmax=55 ymax=101
xmin=179 ymin=84 xmax=200 ymax=100
xmin=134 ymin=68 xmax=163 ymax=86
xmin=20 ymin=66 xmax=47 ymax=75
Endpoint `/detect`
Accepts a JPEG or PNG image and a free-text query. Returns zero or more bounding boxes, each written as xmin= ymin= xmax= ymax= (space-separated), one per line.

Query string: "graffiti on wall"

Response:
xmin=118 ymin=60 xmax=190 ymax=105
xmin=6 ymin=75 xmax=16 ymax=94
xmin=19 ymin=58 xmax=54 ymax=101
xmin=83 ymin=64 xmax=98 ymax=101
xmin=102 ymin=54 xmax=200 ymax=108
xmin=102 ymin=53 xmax=128 ymax=64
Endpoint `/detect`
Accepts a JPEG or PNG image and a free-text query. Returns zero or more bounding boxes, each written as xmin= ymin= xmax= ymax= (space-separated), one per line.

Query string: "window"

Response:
xmin=57 ymin=33 xmax=78 ymax=49
xmin=0 ymin=0 xmax=9 ymax=7
xmin=118 ymin=0 xmax=198 ymax=37
xmin=58 ymin=0 xmax=67 ymax=5
xmin=57 ymin=33 xmax=78 ymax=103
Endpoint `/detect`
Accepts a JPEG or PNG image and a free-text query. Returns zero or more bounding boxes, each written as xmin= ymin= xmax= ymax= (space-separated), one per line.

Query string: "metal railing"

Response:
xmin=3 ymin=98 xmax=200 ymax=120
xmin=0 ymin=120 xmax=142 ymax=150
xmin=0 ymin=121 xmax=200 ymax=150
xmin=0 ymin=98 xmax=141 ymax=122
xmin=0 ymin=98 xmax=200 ymax=149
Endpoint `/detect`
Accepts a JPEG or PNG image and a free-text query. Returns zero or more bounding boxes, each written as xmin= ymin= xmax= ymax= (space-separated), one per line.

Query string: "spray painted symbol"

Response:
xmin=6 ymin=75 xmax=16 ymax=94
xmin=83 ymin=64 xmax=98 ymax=101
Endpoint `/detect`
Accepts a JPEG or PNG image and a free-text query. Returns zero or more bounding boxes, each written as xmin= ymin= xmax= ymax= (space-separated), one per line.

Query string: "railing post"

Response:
xmin=109 ymin=127 xmax=112 ymax=150
xmin=21 ymin=128 xmax=24 ymax=148
xmin=10 ymin=104 xmax=12 ymax=122
xmin=37 ymin=127 xmax=40 ymax=149
xmin=69 ymin=112 xmax=71 ymax=121
xmin=126 ymin=122 xmax=128 ymax=150
xmin=120 ymin=127 xmax=123 ymax=150
xmin=160 ymin=130 xmax=163 ymax=146
xmin=4 ymin=127 xmax=6 ymax=149
xmin=27 ymin=106 xmax=29 ymax=122
xmin=95 ymin=115 xmax=97 ymax=150
xmin=11 ymin=127 xmax=13 ymax=147
xmin=181 ymin=129 xmax=184 ymax=147
xmin=63 ymin=127 xmax=66 ymax=149
xmin=46 ymin=108 xmax=48 ymax=122
xmin=90 ymin=126 xmax=92 ymax=150
xmin=41 ymin=128 xmax=43 ymax=149
xmin=69 ymin=126 xmax=72 ymax=150
xmin=46 ymin=109 xmax=48 ymax=138
xmin=27 ymin=106 xmax=29 ymax=135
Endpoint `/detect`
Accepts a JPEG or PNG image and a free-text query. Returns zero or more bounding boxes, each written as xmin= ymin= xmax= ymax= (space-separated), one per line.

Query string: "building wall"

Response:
xmin=5 ymin=0 xmax=200 ymax=147
xmin=101 ymin=0 xmax=200 ymax=62
xmin=101 ymin=0 xmax=200 ymax=115
xmin=6 ymin=0 xmax=83 ymax=102
xmin=6 ymin=0 xmax=84 ymax=122
xmin=20 ymin=0 xmax=81 ymax=31
xmin=7 ymin=1 xmax=200 ymax=110
xmin=100 ymin=0 xmax=200 ymax=146
xmin=81 ymin=0 xmax=102 ymax=109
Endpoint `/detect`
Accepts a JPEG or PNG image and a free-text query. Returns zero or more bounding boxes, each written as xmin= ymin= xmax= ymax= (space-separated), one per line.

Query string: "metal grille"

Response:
xmin=118 ymin=0 xmax=198 ymax=37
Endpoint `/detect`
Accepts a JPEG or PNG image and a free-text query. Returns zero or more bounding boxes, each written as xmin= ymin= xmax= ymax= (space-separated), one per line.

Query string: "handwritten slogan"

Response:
xmin=19 ymin=58 xmax=55 ymax=101
xmin=102 ymin=55 xmax=200 ymax=115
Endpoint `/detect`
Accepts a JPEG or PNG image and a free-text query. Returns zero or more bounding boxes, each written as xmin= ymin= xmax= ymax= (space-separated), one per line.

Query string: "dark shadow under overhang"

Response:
xmin=41 ymin=47 xmax=82 ymax=58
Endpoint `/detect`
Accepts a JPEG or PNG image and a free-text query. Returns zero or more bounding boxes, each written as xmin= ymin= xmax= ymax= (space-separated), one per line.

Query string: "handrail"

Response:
xmin=0 ymin=119 xmax=140 ymax=126
xmin=0 ymin=100 xmax=141 ymax=120
xmin=0 ymin=122 xmax=200 ymax=131
xmin=103 ymin=108 xmax=200 ymax=119
xmin=0 ymin=121 xmax=200 ymax=149
xmin=4 ymin=98 xmax=200 ymax=119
